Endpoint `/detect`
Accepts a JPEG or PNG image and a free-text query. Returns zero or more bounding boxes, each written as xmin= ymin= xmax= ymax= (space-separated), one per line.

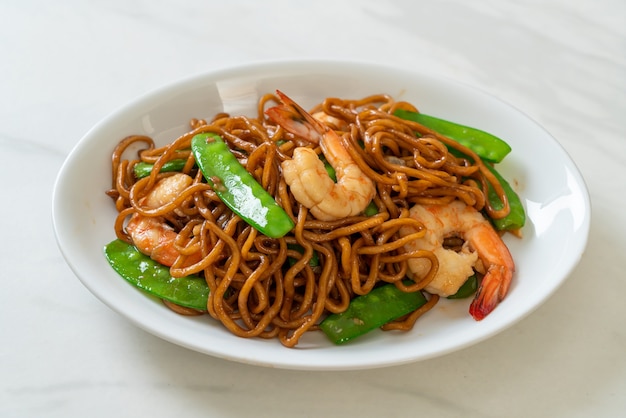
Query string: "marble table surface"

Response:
xmin=2 ymin=0 xmax=624 ymax=417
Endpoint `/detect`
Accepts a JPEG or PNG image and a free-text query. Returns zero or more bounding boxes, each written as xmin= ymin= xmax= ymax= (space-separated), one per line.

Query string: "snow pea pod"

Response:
xmin=363 ymin=201 xmax=379 ymax=217
xmin=287 ymin=243 xmax=319 ymax=267
xmin=447 ymin=275 xmax=478 ymax=299
xmin=191 ymin=133 xmax=295 ymax=238
xmin=319 ymin=155 xmax=337 ymax=182
xmin=484 ymin=163 xmax=526 ymax=231
xmin=393 ymin=109 xmax=511 ymax=163
xmin=319 ymin=283 xmax=428 ymax=344
xmin=393 ymin=109 xmax=524 ymax=230
xmin=103 ymin=239 xmax=209 ymax=310
xmin=133 ymin=159 xmax=187 ymax=179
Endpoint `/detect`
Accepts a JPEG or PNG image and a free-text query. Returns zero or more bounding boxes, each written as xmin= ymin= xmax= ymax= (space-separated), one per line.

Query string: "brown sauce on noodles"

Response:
xmin=106 ymin=93 xmax=510 ymax=347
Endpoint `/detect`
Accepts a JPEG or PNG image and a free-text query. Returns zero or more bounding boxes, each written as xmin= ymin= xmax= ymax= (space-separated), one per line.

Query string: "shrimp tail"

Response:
xmin=265 ymin=90 xmax=325 ymax=143
xmin=469 ymin=265 xmax=512 ymax=320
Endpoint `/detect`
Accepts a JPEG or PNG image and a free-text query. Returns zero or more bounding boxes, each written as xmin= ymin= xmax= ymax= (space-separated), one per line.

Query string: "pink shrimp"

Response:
xmin=266 ymin=90 xmax=376 ymax=221
xmin=401 ymin=200 xmax=515 ymax=320
xmin=126 ymin=173 xmax=201 ymax=267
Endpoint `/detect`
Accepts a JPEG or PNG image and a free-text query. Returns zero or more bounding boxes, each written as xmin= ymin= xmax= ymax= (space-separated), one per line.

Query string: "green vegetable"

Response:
xmin=103 ymin=239 xmax=209 ymax=310
xmin=447 ymin=275 xmax=478 ymax=299
xmin=320 ymin=283 xmax=428 ymax=344
xmin=133 ymin=159 xmax=188 ymax=179
xmin=393 ymin=109 xmax=511 ymax=163
xmin=191 ymin=133 xmax=295 ymax=238
xmin=324 ymin=160 xmax=337 ymax=182
xmin=363 ymin=201 xmax=378 ymax=217
xmin=287 ymin=243 xmax=319 ymax=267
xmin=393 ymin=109 xmax=524 ymax=230
xmin=484 ymin=163 xmax=525 ymax=231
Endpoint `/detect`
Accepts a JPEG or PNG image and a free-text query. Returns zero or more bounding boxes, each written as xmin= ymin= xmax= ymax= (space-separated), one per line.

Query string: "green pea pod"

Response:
xmin=447 ymin=275 xmax=478 ymax=299
xmin=133 ymin=159 xmax=188 ymax=179
xmin=103 ymin=239 xmax=209 ymax=310
xmin=393 ymin=109 xmax=511 ymax=163
xmin=363 ymin=201 xmax=378 ymax=217
xmin=319 ymin=283 xmax=428 ymax=344
xmin=287 ymin=243 xmax=319 ymax=267
xmin=484 ymin=164 xmax=526 ymax=231
xmin=320 ymin=156 xmax=337 ymax=182
xmin=191 ymin=133 xmax=295 ymax=238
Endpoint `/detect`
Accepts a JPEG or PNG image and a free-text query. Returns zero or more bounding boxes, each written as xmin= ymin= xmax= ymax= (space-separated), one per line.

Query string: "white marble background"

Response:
xmin=1 ymin=0 xmax=625 ymax=417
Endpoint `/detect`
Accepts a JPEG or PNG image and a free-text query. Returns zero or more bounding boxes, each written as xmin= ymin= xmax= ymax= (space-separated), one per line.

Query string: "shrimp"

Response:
xmin=400 ymin=200 xmax=515 ymax=320
xmin=126 ymin=173 xmax=200 ymax=267
xmin=311 ymin=111 xmax=348 ymax=131
xmin=266 ymin=90 xmax=376 ymax=221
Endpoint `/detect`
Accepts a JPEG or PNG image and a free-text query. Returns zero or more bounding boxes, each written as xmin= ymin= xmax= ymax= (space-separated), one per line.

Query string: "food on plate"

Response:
xmin=104 ymin=90 xmax=524 ymax=347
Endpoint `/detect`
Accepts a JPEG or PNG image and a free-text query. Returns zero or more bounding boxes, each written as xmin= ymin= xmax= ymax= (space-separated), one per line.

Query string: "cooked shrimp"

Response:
xmin=126 ymin=173 xmax=200 ymax=267
xmin=401 ymin=200 xmax=515 ymax=320
xmin=266 ymin=90 xmax=376 ymax=221
xmin=311 ymin=111 xmax=348 ymax=131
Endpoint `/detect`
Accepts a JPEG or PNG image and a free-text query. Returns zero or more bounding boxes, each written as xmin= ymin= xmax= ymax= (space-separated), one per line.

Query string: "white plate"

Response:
xmin=52 ymin=60 xmax=590 ymax=370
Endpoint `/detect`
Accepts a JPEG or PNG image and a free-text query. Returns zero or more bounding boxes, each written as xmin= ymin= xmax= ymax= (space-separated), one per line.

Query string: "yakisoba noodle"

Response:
xmin=106 ymin=93 xmax=511 ymax=348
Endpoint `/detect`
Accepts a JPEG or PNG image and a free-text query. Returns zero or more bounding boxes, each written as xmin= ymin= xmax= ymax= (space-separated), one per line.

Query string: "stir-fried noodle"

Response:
xmin=106 ymin=93 xmax=510 ymax=347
